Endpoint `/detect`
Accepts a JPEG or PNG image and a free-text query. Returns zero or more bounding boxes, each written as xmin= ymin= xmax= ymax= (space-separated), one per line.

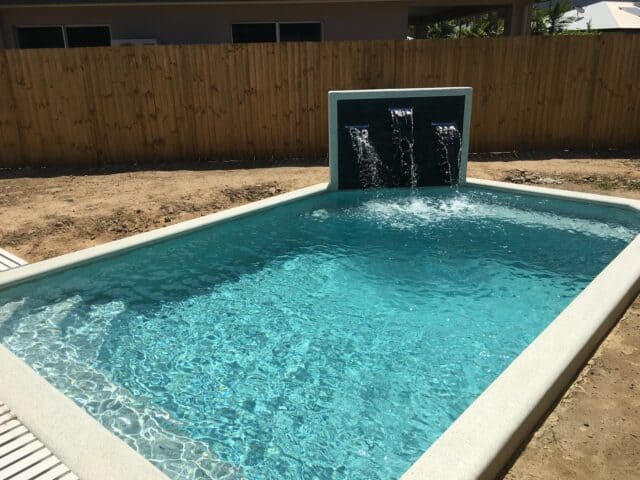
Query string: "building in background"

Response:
xmin=0 ymin=0 xmax=533 ymax=50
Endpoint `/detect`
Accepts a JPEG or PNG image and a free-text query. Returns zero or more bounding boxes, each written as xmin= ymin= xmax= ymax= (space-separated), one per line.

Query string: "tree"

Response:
xmin=412 ymin=2 xmax=577 ymax=39
xmin=531 ymin=0 xmax=575 ymax=35
xmin=417 ymin=20 xmax=457 ymax=39
xmin=460 ymin=10 xmax=505 ymax=37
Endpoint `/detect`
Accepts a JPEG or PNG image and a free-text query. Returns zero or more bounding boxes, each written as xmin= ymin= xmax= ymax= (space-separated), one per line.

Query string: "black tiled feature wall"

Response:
xmin=337 ymin=95 xmax=466 ymax=189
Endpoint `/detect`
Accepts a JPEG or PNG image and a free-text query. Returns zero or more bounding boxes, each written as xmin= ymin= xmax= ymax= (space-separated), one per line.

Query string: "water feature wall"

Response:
xmin=329 ymin=88 xmax=472 ymax=190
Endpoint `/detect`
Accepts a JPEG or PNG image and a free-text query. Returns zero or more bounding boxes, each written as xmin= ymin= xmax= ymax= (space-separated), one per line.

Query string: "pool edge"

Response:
xmin=401 ymin=179 xmax=640 ymax=480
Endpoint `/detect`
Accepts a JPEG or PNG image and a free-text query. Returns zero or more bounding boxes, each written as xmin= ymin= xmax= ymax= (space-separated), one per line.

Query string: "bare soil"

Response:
xmin=467 ymin=157 xmax=640 ymax=200
xmin=0 ymin=166 xmax=327 ymax=262
xmin=1 ymin=156 xmax=639 ymax=479
xmin=503 ymin=301 xmax=640 ymax=480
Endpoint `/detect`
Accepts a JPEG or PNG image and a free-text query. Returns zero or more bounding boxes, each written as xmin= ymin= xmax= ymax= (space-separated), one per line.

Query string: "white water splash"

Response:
xmin=354 ymin=194 xmax=637 ymax=241
xmin=310 ymin=209 xmax=330 ymax=220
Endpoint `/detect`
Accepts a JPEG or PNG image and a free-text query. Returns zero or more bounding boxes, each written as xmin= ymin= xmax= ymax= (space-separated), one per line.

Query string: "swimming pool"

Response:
xmin=1 ymin=185 xmax=639 ymax=479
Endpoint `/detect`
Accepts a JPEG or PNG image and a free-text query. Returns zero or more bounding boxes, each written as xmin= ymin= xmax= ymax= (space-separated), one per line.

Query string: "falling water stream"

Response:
xmin=433 ymin=123 xmax=462 ymax=187
xmin=389 ymin=107 xmax=418 ymax=188
xmin=347 ymin=125 xmax=384 ymax=188
xmin=346 ymin=115 xmax=462 ymax=189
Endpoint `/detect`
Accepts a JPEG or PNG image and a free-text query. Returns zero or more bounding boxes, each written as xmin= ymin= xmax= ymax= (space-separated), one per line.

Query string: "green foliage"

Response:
xmin=531 ymin=0 xmax=575 ymax=35
xmin=460 ymin=10 xmax=505 ymax=37
xmin=413 ymin=10 xmax=505 ymax=39
xmin=412 ymin=1 xmax=582 ymax=39
xmin=420 ymin=20 xmax=458 ymax=39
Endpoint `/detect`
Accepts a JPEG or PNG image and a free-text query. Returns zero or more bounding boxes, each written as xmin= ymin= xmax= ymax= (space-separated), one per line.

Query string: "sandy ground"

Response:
xmin=503 ymin=301 xmax=640 ymax=480
xmin=0 ymin=166 xmax=327 ymax=262
xmin=1 ymin=157 xmax=639 ymax=479
xmin=468 ymin=157 xmax=640 ymax=200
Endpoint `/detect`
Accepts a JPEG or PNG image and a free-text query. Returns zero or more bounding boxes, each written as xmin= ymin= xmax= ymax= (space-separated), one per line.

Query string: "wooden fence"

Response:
xmin=0 ymin=34 xmax=638 ymax=167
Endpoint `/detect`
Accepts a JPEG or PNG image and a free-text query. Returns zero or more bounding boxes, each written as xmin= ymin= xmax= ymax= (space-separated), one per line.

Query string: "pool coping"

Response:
xmin=0 ymin=179 xmax=639 ymax=480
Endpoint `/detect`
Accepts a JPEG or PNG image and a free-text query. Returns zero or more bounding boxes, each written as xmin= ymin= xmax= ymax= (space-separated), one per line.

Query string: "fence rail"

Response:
xmin=0 ymin=34 xmax=638 ymax=167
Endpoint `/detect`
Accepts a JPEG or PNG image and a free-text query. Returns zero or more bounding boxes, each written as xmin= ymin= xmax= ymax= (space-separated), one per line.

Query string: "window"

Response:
xmin=16 ymin=27 xmax=65 ymax=49
xmin=232 ymin=22 xmax=322 ymax=43
xmin=65 ymin=26 xmax=111 ymax=48
xmin=232 ymin=23 xmax=277 ymax=43
xmin=279 ymin=23 xmax=322 ymax=42
xmin=17 ymin=25 xmax=111 ymax=49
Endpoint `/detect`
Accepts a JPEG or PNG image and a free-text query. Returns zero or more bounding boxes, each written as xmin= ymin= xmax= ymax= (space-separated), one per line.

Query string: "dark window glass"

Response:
xmin=279 ymin=23 xmax=322 ymax=42
xmin=65 ymin=26 xmax=111 ymax=48
xmin=17 ymin=27 xmax=65 ymax=49
xmin=232 ymin=23 xmax=277 ymax=43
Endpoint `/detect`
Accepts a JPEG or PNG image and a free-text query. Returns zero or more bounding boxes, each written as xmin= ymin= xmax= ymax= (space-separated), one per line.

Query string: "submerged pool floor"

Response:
xmin=1 ymin=188 xmax=639 ymax=480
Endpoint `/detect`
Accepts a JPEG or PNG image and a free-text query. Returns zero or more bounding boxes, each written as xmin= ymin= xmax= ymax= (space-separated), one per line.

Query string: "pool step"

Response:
xmin=0 ymin=401 xmax=78 ymax=480
xmin=0 ymin=249 xmax=26 ymax=272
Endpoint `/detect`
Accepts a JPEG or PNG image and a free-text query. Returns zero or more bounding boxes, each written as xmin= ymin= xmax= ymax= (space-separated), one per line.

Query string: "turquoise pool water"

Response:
xmin=1 ymin=187 xmax=639 ymax=480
